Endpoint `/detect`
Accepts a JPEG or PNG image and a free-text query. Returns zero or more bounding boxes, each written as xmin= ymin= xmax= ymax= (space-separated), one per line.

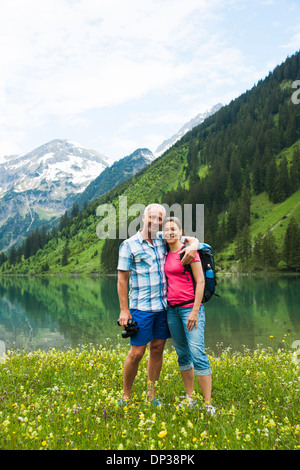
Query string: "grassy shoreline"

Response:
xmin=0 ymin=344 xmax=299 ymax=450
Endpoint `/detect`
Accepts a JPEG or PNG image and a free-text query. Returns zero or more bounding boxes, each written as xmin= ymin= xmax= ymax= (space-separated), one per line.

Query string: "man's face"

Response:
xmin=143 ymin=208 xmax=164 ymax=236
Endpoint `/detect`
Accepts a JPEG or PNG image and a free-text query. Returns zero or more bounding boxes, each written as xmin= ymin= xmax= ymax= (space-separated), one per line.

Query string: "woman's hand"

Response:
xmin=187 ymin=308 xmax=199 ymax=331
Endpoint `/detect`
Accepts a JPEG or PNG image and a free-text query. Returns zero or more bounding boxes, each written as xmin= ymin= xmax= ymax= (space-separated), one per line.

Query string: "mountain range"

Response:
xmin=154 ymin=103 xmax=223 ymax=156
xmin=0 ymin=104 xmax=221 ymax=252
xmin=1 ymin=51 xmax=300 ymax=274
xmin=74 ymin=148 xmax=156 ymax=209
xmin=0 ymin=140 xmax=109 ymax=251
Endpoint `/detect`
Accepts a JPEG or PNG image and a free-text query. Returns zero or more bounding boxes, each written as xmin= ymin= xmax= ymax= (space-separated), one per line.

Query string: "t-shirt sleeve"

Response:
xmin=117 ymin=241 xmax=132 ymax=271
xmin=190 ymin=251 xmax=200 ymax=263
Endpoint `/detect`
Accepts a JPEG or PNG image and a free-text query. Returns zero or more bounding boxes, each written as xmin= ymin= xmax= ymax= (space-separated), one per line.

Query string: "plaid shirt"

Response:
xmin=117 ymin=230 xmax=168 ymax=312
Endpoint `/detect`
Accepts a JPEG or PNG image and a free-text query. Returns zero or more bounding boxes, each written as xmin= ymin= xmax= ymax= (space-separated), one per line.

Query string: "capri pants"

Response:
xmin=167 ymin=304 xmax=211 ymax=376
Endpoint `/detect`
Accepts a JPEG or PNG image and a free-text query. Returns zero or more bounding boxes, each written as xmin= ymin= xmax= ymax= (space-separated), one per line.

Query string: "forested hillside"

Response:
xmin=1 ymin=51 xmax=300 ymax=275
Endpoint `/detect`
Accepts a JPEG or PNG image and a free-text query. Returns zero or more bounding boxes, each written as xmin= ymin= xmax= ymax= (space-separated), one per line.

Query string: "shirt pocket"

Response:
xmin=133 ymin=252 xmax=153 ymax=269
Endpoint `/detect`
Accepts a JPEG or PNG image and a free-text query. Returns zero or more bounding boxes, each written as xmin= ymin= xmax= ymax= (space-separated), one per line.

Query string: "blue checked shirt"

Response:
xmin=117 ymin=230 xmax=168 ymax=312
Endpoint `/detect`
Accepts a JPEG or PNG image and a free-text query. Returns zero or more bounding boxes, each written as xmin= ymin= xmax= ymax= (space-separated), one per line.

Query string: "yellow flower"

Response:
xmin=158 ymin=430 xmax=167 ymax=438
xmin=42 ymin=441 xmax=47 ymax=446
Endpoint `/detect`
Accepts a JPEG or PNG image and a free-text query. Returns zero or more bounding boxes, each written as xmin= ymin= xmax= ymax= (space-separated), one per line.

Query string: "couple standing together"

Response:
xmin=117 ymin=203 xmax=215 ymax=414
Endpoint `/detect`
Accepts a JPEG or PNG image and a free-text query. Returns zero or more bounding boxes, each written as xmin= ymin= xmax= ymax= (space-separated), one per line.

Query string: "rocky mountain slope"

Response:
xmin=155 ymin=103 xmax=223 ymax=156
xmin=74 ymin=148 xmax=155 ymax=208
xmin=0 ymin=139 xmax=109 ymax=251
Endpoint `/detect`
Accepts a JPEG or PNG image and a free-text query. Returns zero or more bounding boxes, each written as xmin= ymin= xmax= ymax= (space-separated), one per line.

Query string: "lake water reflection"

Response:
xmin=0 ymin=275 xmax=299 ymax=354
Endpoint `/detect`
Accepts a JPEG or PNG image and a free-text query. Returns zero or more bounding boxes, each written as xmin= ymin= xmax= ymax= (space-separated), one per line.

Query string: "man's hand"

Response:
xmin=118 ymin=309 xmax=132 ymax=328
xmin=179 ymin=236 xmax=199 ymax=264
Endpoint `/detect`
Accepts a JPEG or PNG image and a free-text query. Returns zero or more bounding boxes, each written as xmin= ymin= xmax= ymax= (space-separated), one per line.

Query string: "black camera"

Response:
xmin=117 ymin=319 xmax=139 ymax=338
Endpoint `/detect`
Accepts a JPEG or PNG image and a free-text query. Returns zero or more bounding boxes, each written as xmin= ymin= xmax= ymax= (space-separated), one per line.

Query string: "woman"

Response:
xmin=163 ymin=217 xmax=215 ymax=415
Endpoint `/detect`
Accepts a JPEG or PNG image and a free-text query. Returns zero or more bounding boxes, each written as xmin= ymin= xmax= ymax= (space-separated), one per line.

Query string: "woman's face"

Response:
xmin=163 ymin=221 xmax=182 ymax=245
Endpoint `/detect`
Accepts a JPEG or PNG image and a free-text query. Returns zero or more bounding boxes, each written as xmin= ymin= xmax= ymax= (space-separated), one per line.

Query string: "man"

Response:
xmin=117 ymin=203 xmax=199 ymax=404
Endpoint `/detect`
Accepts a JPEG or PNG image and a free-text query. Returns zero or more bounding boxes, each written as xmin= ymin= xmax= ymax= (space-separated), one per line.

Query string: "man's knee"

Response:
xmin=149 ymin=339 xmax=166 ymax=357
xmin=128 ymin=345 xmax=146 ymax=364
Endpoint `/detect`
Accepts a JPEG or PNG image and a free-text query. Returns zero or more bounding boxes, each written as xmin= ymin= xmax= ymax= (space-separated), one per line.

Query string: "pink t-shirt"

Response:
xmin=164 ymin=247 xmax=200 ymax=308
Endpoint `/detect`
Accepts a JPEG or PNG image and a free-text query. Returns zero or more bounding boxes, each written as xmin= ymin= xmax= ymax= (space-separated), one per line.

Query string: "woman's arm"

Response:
xmin=186 ymin=261 xmax=205 ymax=331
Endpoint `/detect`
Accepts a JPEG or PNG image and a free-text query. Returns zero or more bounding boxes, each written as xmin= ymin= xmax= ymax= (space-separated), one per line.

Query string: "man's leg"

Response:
xmin=123 ymin=344 xmax=147 ymax=399
xmin=147 ymin=338 xmax=166 ymax=401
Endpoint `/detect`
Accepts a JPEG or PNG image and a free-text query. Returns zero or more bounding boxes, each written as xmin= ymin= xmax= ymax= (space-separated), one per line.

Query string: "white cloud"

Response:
xmin=0 ymin=0 xmax=226 ymax=156
xmin=0 ymin=0 xmax=298 ymax=159
xmin=0 ymin=0 xmax=218 ymax=116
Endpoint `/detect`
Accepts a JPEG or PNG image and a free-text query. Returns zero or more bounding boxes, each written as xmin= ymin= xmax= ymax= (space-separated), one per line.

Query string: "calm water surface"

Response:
xmin=0 ymin=275 xmax=299 ymax=354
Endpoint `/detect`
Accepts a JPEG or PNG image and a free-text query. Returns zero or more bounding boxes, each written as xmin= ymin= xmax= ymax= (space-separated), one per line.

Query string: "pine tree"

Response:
xmin=59 ymin=211 xmax=69 ymax=232
xmin=8 ymin=246 xmax=17 ymax=265
xmin=286 ymin=109 xmax=297 ymax=147
xmin=284 ymin=218 xmax=300 ymax=271
xmin=61 ymin=240 xmax=70 ymax=266
xmin=289 ymin=147 xmax=300 ymax=193
xmin=71 ymin=203 xmax=79 ymax=218
xmin=226 ymin=203 xmax=238 ymax=243
xmin=253 ymin=232 xmax=263 ymax=260
xmin=226 ymin=151 xmax=243 ymax=202
xmin=0 ymin=252 xmax=7 ymax=266
xmin=24 ymin=237 xmax=31 ymax=260
xmin=236 ymin=184 xmax=251 ymax=232
xmin=275 ymin=156 xmax=290 ymax=202
xmin=262 ymin=230 xmax=277 ymax=271
xmin=235 ymin=224 xmax=251 ymax=270
xmin=265 ymin=154 xmax=277 ymax=202
xmin=186 ymin=139 xmax=199 ymax=184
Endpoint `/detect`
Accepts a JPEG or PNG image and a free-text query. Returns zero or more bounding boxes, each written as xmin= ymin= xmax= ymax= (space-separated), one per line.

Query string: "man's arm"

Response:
xmin=155 ymin=231 xmax=199 ymax=264
xmin=117 ymin=270 xmax=131 ymax=327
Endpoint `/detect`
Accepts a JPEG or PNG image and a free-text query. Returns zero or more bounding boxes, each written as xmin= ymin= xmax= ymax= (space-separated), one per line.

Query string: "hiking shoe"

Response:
xmin=179 ymin=395 xmax=196 ymax=408
xmin=118 ymin=398 xmax=130 ymax=406
xmin=205 ymin=404 xmax=216 ymax=416
xmin=148 ymin=397 xmax=162 ymax=406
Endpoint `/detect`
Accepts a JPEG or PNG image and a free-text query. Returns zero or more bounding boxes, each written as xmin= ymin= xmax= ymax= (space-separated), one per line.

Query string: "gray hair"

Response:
xmin=143 ymin=203 xmax=166 ymax=218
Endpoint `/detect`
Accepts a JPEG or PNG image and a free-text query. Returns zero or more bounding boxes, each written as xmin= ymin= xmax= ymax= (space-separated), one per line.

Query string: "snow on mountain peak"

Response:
xmin=154 ymin=103 xmax=223 ymax=157
xmin=0 ymin=139 xmax=110 ymax=197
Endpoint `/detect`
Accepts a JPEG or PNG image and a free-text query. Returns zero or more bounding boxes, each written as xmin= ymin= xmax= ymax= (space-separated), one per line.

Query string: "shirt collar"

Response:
xmin=136 ymin=229 xmax=161 ymax=245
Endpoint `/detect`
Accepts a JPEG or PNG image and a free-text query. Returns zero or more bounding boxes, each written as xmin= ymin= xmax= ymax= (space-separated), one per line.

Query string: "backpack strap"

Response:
xmin=179 ymin=251 xmax=196 ymax=293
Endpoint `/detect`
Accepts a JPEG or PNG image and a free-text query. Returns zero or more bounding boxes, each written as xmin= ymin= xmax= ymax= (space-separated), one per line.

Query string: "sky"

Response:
xmin=0 ymin=0 xmax=300 ymax=163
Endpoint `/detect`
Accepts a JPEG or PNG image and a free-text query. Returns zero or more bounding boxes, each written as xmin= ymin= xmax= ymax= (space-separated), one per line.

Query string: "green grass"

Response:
xmin=250 ymin=190 xmax=300 ymax=243
xmin=216 ymin=189 xmax=300 ymax=272
xmin=0 ymin=343 xmax=299 ymax=450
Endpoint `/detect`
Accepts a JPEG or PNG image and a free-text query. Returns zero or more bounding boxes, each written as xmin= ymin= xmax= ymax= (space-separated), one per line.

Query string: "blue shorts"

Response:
xmin=129 ymin=308 xmax=171 ymax=346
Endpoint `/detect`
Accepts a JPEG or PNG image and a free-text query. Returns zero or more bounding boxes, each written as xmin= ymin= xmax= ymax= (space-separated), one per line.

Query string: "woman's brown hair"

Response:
xmin=163 ymin=216 xmax=183 ymax=234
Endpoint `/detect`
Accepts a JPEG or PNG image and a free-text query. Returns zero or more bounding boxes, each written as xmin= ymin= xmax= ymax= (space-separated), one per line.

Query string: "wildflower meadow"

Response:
xmin=0 ymin=341 xmax=299 ymax=451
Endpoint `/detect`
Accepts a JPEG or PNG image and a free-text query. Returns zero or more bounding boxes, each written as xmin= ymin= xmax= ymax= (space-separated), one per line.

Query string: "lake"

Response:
xmin=0 ymin=274 xmax=299 ymax=355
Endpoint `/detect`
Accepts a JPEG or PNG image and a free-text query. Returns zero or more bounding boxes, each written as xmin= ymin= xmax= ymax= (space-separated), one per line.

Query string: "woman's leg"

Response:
xmin=181 ymin=305 xmax=212 ymax=403
xmin=180 ymin=368 xmax=194 ymax=397
xmin=167 ymin=306 xmax=194 ymax=395
xmin=196 ymin=374 xmax=212 ymax=404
